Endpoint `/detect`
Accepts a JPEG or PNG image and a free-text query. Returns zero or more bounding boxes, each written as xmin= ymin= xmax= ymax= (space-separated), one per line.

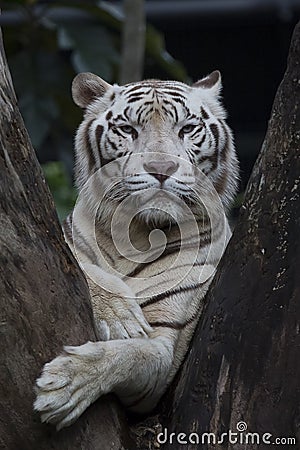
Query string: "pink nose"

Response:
xmin=143 ymin=160 xmax=179 ymax=184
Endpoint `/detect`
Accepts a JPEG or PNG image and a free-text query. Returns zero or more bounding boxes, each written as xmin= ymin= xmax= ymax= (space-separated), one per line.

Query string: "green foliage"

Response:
xmin=42 ymin=161 xmax=76 ymax=222
xmin=2 ymin=0 xmax=189 ymax=217
xmin=58 ymin=24 xmax=119 ymax=80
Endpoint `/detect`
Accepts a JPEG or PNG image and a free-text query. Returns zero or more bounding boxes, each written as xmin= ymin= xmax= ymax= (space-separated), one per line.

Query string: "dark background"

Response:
xmin=1 ymin=0 xmax=299 ymax=215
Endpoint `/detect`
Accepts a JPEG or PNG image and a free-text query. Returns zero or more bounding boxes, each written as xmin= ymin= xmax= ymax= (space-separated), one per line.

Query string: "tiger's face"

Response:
xmin=72 ymin=72 xmax=238 ymax=225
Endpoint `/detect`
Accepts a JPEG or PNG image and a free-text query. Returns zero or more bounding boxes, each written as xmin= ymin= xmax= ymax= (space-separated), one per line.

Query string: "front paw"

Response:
xmin=34 ymin=342 xmax=107 ymax=430
xmin=94 ymin=298 xmax=152 ymax=341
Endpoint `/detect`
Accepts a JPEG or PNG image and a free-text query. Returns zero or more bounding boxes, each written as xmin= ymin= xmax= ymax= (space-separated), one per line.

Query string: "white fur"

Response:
xmin=34 ymin=72 xmax=239 ymax=429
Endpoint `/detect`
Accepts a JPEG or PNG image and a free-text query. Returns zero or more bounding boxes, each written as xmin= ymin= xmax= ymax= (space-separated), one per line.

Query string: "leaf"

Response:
xmin=42 ymin=161 xmax=76 ymax=222
xmin=58 ymin=24 xmax=119 ymax=81
xmin=20 ymin=93 xmax=59 ymax=148
xmin=50 ymin=2 xmax=189 ymax=81
xmin=10 ymin=50 xmax=63 ymax=147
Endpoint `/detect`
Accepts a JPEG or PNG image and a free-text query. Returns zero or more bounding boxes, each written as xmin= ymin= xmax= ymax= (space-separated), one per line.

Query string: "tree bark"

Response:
xmin=119 ymin=0 xmax=146 ymax=84
xmin=0 ymin=28 xmax=134 ymax=450
xmin=161 ymin=21 xmax=300 ymax=450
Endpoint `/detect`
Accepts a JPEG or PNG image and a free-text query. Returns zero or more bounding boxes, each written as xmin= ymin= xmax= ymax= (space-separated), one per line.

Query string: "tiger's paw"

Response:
xmin=94 ymin=298 xmax=152 ymax=341
xmin=34 ymin=342 xmax=109 ymax=430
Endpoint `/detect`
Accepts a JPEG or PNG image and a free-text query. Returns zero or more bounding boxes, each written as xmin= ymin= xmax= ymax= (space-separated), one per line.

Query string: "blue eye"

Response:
xmin=178 ymin=124 xmax=197 ymax=138
xmin=120 ymin=125 xmax=136 ymax=134
xmin=180 ymin=124 xmax=196 ymax=134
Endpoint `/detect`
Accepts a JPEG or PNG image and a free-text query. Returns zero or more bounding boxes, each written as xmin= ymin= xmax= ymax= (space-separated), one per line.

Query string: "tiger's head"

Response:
xmin=72 ymin=71 xmax=239 ymax=226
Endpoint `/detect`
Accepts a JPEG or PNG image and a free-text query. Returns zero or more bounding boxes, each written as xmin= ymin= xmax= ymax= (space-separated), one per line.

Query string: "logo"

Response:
xmin=156 ymin=422 xmax=297 ymax=446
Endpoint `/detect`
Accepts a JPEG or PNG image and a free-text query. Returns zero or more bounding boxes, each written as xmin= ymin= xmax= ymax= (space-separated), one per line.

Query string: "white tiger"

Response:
xmin=34 ymin=70 xmax=239 ymax=430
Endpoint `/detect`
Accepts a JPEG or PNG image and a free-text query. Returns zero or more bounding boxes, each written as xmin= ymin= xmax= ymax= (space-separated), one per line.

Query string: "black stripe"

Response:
xmin=219 ymin=121 xmax=230 ymax=163
xmin=170 ymin=96 xmax=186 ymax=107
xmin=96 ymin=125 xmax=113 ymax=167
xmin=167 ymin=228 xmax=210 ymax=248
xmin=127 ymin=96 xmax=144 ymax=103
xmin=126 ymin=243 xmax=182 ymax=278
xmin=73 ymin=221 xmax=116 ymax=267
xmin=162 ymin=99 xmax=178 ymax=122
xmin=194 ymin=133 xmax=206 ymax=148
xmin=140 ymin=282 xmax=206 ymax=308
xmin=126 ymin=179 xmax=147 ymax=186
xmin=136 ymin=100 xmax=154 ymax=117
xmin=186 ymin=113 xmax=198 ymax=121
xmin=107 ymin=136 xmax=118 ymax=152
xmin=124 ymin=84 xmax=143 ymax=94
xmin=137 ymin=107 xmax=150 ymax=123
xmin=148 ymin=291 xmax=208 ymax=331
xmin=105 ymin=111 xmax=112 ymax=120
xmin=111 ymin=127 xmax=124 ymax=138
xmin=190 ymin=126 xmax=203 ymax=139
xmin=142 ymin=261 xmax=210 ymax=282
xmin=123 ymin=106 xmax=130 ymax=120
xmin=127 ymin=224 xmax=212 ymax=279
xmin=125 ymin=86 xmax=152 ymax=95
xmin=163 ymin=91 xmax=185 ymax=100
xmin=207 ymin=123 xmax=220 ymax=172
xmin=95 ymin=124 xmax=104 ymax=151
xmin=161 ymin=87 xmax=186 ymax=95
xmin=84 ymin=119 xmax=98 ymax=173
xmin=201 ymin=106 xmax=210 ymax=119
xmin=161 ymin=104 xmax=172 ymax=119
xmin=149 ymin=307 xmax=201 ymax=330
xmin=140 ymin=108 xmax=154 ymax=125
xmin=209 ymin=123 xmax=219 ymax=149
xmin=72 ymin=223 xmax=99 ymax=266
xmin=101 ymin=140 xmax=116 ymax=167
xmin=114 ymin=113 xmax=127 ymax=122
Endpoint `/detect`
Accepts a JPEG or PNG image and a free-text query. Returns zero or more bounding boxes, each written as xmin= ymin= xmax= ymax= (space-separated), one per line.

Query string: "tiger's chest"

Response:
xmin=94 ymin=219 xmax=222 ymax=301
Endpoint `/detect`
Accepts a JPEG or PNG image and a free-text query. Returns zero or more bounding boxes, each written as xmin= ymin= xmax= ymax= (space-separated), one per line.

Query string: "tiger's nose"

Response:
xmin=143 ymin=160 xmax=179 ymax=184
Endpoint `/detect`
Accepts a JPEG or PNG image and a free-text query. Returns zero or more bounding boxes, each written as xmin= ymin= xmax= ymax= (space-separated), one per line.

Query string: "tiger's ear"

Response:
xmin=72 ymin=72 xmax=112 ymax=108
xmin=193 ymin=70 xmax=222 ymax=97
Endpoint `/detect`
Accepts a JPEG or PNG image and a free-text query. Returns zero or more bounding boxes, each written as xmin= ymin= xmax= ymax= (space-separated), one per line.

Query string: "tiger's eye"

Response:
xmin=119 ymin=125 xmax=138 ymax=140
xmin=120 ymin=125 xmax=136 ymax=134
xmin=178 ymin=124 xmax=197 ymax=138
xmin=181 ymin=124 xmax=196 ymax=133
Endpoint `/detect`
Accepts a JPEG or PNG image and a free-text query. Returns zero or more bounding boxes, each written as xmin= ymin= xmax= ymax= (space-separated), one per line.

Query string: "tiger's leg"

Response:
xmin=34 ymin=334 xmax=174 ymax=430
xmin=82 ymin=263 xmax=153 ymax=340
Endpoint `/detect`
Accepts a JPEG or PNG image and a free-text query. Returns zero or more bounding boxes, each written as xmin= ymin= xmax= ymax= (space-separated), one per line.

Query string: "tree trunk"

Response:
xmin=161 ymin=21 xmax=300 ymax=450
xmin=0 ymin=28 xmax=135 ymax=450
xmin=119 ymin=0 xmax=146 ymax=84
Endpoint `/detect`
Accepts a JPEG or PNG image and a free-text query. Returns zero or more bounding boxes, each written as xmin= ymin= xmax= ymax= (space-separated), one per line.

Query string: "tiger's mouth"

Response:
xmin=136 ymin=183 xmax=198 ymax=208
xmin=99 ymin=168 xmax=199 ymax=226
xmin=124 ymin=185 xmax=197 ymax=227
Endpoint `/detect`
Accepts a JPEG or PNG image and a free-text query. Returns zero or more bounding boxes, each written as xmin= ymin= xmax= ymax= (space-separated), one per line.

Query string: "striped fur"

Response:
xmin=34 ymin=71 xmax=239 ymax=429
